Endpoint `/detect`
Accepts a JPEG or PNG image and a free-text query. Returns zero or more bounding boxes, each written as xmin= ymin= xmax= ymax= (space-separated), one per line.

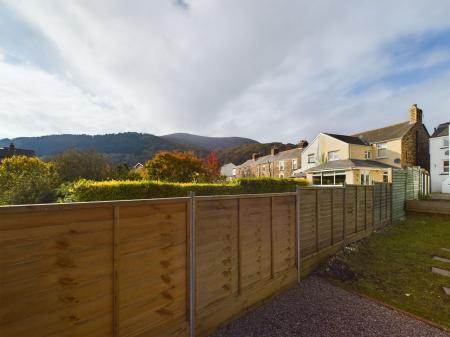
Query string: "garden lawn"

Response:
xmin=325 ymin=214 xmax=450 ymax=330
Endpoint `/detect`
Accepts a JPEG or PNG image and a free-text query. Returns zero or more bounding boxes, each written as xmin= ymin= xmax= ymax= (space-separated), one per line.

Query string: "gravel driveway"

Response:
xmin=211 ymin=275 xmax=449 ymax=337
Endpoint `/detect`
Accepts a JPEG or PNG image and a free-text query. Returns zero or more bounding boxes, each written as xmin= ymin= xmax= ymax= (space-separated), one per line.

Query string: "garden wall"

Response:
xmin=0 ymin=184 xmax=392 ymax=337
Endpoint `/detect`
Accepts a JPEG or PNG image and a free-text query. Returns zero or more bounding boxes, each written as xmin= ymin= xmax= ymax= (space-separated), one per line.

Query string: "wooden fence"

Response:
xmin=0 ymin=184 xmax=392 ymax=337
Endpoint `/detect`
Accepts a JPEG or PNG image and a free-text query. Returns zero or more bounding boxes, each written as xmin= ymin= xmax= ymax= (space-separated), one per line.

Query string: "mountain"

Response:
xmin=0 ymin=133 xmax=209 ymax=165
xmin=216 ymin=142 xmax=298 ymax=166
xmin=161 ymin=133 xmax=259 ymax=150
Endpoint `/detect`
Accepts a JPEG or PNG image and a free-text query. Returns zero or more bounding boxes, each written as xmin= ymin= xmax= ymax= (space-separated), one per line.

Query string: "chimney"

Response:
xmin=298 ymin=140 xmax=309 ymax=149
xmin=271 ymin=147 xmax=279 ymax=156
xmin=9 ymin=143 xmax=15 ymax=152
xmin=409 ymin=104 xmax=423 ymax=124
xmin=252 ymin=153 xmax=259 ymax=161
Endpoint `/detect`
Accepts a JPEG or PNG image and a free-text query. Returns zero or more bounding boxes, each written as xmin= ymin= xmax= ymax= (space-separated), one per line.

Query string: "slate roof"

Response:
xmin=324 ymin=133 xmax=368 ymax=145
xmin=305 ymin=159 xmax=394 ymax=172
xmin=235 ymin=148 xmax=302 ymax=168
xmin=352 ymin=121 xmax=414 ymax=143
xmin=431 ymin=122 xmax=450 ymax=138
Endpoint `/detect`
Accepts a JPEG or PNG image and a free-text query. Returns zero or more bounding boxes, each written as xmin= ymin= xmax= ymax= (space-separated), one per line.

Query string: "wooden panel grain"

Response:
xmin=238 ymin=197 xmax=271 ymax=289
xmin=118 ymin=202 xmax=188 ymax=337
xmin=345 ymin=187 xmax=356 ymax=235
xmin=332 ymin=189 xmax=344 ymax=244
xmin=271 ymin=195 xmax=296 ymax=275
xmin=365 ymin=187 xmax=373 ymax=228
xmin=299 ymin=189 xmax=317 ymax=257
xmin=317 ymin=189 xmax=332 ymax=250
xmin=195 ymin=199 xmax=238 ymax=310
xmin=356 ymin=186 xmax=366 ymax=232
xmin=0 ymin=207 xmax=114 ymax=337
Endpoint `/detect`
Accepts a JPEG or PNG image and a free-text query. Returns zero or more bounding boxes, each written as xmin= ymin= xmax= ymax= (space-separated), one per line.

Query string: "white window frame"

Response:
xmin=383 ymin=171 xmax=389 ymax=183
xmin=444 ymin=160 xmax=449 ymax=173
xmin=328 ymin=150 xmax=339 ymax=161
xmin=292 ymin=159 xmax=298 ymax=170
xmin=279 ymin=160 xmax=285 ymax=171
xmin=279 ymin=172 xmax=284 ymax=178
xmin=308 ymin=154 xmax=315 ymax=163
xmin=376 ymin=143 xmax=387 ymax=159
xmin=312 ymin=171 xmax=346 ymax=186
xmin=364 ymin=150 xmax=371 ymax=160
xmin=444 ymin=138 xmax=449 ymax=148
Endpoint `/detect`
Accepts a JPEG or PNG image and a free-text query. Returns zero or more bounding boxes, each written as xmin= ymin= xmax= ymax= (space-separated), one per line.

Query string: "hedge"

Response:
xmin=61 ymin=178 xmax=308 ymax=202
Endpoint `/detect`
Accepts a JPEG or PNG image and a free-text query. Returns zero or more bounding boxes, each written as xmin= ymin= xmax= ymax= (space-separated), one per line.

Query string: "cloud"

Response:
xmin=1 ymin=1 xmax=450 ymax=141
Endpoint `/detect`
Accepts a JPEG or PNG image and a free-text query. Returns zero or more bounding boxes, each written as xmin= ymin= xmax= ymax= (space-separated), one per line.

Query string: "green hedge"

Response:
xmin=61 ymin=178 xmax=308 ymax=202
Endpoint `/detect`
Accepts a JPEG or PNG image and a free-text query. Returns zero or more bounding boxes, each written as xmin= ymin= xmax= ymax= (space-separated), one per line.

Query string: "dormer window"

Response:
xmin=364 ymin=150 xmax=371 ymax=160
xmin=376 ymin=143 xmax=387 ymax=158
xmin=328 ymin=151 xmax=339 ymax=161
xmin=308 ymin=154 xmax=315 ymax=163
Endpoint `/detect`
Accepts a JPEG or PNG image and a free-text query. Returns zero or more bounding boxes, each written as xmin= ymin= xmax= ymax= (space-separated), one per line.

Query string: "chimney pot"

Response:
xmin=298 ymin=140 xmax=309 ymax=149
xmin=271 ymin=147 xmax=279 ymax=156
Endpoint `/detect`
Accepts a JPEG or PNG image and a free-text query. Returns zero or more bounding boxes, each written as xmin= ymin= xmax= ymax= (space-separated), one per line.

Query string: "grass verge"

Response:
xmin=321 ymin=214 xmax=450 ymax=330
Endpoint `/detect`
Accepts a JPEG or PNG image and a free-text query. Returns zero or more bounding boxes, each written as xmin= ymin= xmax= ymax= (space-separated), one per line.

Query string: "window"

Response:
xmin=444 ymin=138 xmax=449 ymax=148
xmin=364 ymin=150 xmax=371 ymax=159
xmin=292 ymin=159 xmax=298 ymax=170
xmin=360 ymin=170 xmax=370 ymax=185
xmin=444 ymin=160 xmax=449 ymax=173
xmin=256 ymin=166 xmax=260 ymax=176
xmin=328 ymin=151 xmax=339 ymax=161
xmin=279 ymin=173 xmax=284 ymax=178
xmin=308 ymin=154 xmax=315 ymax=163
xmin=376 ymin=143 xmax=387 ymax=158
xmin=279 ymin=160 xmax=285 ymax=171
xmin=311 ymin=171 xmax=346 ymax=186
xmin=383 ymin=171 xmax=389 ymax=183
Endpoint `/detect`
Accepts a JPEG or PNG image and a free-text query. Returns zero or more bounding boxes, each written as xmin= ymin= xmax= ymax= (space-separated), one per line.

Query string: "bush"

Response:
xmin=0 ymin=156 xmax=60 ymax=205
xmin=61 ymin=177 xmax=308 ymax=202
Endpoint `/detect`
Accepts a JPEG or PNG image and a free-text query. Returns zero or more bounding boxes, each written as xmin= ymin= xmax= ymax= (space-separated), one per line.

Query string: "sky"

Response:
xmin=1 ymin=1 xmax=450 ymax=143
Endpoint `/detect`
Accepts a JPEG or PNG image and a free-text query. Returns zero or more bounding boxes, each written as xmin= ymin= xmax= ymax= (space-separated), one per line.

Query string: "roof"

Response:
xmin=431 ymin=122 xmax=450 ymax=138
xmin=236 ymin=147 xmax=302 ymax=168
xmin=352 ymin=121 xmax=413 ymax=143
xmin=0 ymin=147 xmax=35 ymax=160
xmin=306 ymin=159 xmax=394 ymax=172
xmin=324 ymin=133 xmax=368 ymax=145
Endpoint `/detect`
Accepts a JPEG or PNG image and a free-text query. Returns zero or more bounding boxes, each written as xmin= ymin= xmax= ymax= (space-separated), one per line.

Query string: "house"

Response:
xmin=0 ymin=143 xmax=35 ymax=162
xmin=220 ymin=163 xmax=236 ymax=180
xmin=302 ymin=104 xmax=430 ymax=185
xmin=132 ymin=162 xmax=144 ymax=170
xmin=235 ymin=140 xmax=308 ymax=179
xmin=430 ymin=122 xmax=449 ymax=193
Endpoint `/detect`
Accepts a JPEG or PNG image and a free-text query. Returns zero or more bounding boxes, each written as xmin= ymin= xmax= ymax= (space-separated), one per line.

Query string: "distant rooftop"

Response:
xmin=431 ymin=122 xmax=450 ymax=138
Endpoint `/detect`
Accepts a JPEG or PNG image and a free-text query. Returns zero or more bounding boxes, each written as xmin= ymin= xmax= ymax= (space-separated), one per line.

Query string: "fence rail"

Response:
xmin=0 ymin=184 xmax=392 ymax=337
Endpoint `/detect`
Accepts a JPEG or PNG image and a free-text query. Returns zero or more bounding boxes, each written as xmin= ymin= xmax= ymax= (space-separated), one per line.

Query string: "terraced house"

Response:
xmin=301 ymin=104 xmax=430 ymax=186
xmin=235 ymin=141 xmax=308 ymax=178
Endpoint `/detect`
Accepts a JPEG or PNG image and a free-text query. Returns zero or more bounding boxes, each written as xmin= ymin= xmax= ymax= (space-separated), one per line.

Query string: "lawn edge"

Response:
xmin=323 ymin=276 xmax=450 ymax=333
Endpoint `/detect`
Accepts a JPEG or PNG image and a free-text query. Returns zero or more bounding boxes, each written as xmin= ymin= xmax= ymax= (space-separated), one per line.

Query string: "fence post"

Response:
xmin=188 ymin=191 xmax=196 ymax=337
xmin=296 ymin=185 xmax=301 ymax=283
xmin=113 ymin=207 xmax=120 ymax=337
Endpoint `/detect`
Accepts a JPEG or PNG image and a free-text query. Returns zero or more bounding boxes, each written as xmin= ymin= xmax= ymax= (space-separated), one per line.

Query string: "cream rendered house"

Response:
xmin=430 ymin=122 xmax=450 ymax=193
xmin=301 ymin=104 xmax=430 ymax=186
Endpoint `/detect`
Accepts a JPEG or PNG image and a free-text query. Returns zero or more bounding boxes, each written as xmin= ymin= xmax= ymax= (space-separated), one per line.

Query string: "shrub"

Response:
xmin=61 ymin=177 xmax=308 ymax=202
xmin=0 ymin=156 xmax=60 ymax=205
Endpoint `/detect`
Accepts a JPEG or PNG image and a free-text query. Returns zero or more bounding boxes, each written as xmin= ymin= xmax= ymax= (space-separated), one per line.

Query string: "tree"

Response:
xmin=51 ymin=148 xmax=114 ymax=182
xmin=205 ymin=152 xmax=221 ymax=180
xmin=0 ymin=156 xmax=60 ymax=205
xmin=145 ymin=151 xmax=209 ymax=183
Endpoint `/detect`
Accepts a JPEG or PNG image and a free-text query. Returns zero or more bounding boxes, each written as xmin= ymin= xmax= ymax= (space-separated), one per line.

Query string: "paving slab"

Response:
xmin=432 ymin=267 xmax=450 ymax=278
xmin=443 ymin=287 xmax=450 ymax=296
xmin=211 ymin=275 xmax=449 ymax=337
xmin=441 ymin=248 xmax=450 ymax=253
xmin=434 ymin=256 xmax=450 ymax=264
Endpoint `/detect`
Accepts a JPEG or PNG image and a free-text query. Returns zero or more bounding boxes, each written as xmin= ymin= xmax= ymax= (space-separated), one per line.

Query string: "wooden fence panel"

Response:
xmin=317 ymin=189 xmax=332 ymax=250
xmin=345 ymin=186 xmax=357 ymax=235
xmin=299 ymin=189 xmax=318 ymax=256
xmin=356 ymin=186 xmax=366 ymax=232
xmin=331 ymin=189 xmax=345 ymax=244
xmin=0 ymin=207 xmax=114 ymax=337
xmin=118 ymin=202 xmax=188 ymax=337
xmin=238 ymin=197 xmax=272 ymax=289
xmin=365 ymin=186 xmax=373 ymax=228
xmin=195 ymin=199 xmax=238 ymax=310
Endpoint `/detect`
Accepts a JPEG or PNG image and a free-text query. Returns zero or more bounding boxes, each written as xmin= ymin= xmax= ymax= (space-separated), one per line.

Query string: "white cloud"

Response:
xmin=1 ymin=0 xmax=450 ymax=141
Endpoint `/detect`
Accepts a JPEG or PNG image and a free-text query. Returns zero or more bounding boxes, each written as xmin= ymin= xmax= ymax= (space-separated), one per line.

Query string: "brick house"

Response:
xmin=235 ymin=141 xmax=308 ymax=179
xmin=302 ymin=104 xmax=430 ymax=185
xmin=0 ymin=143 xmax=35 ymax=162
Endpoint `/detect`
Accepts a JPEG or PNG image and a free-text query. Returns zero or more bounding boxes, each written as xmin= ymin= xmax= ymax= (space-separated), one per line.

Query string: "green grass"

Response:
xmin=324 ymin=215 xmax=450 ymax=330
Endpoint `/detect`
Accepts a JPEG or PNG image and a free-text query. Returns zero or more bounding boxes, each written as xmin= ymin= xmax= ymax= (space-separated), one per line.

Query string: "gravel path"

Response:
xmin=211 ymin=275 xmax=449 ymax=337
